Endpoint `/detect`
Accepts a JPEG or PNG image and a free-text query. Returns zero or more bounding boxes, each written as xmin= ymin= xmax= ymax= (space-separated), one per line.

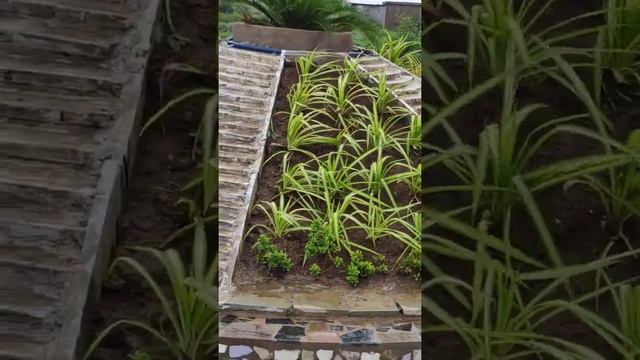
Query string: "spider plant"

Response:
xmin=596 ymin=0 xmax=640 ymax=90
xmin=423 ymin=50 xmax=463 ymax=108
xmin=424 ymin=206 xmax=640 ymax=359
xmin=353 ymin=198 xmax=399 ymax=247
xmin=374 ymin=31 xmax=421 ymax=76
xmin=83 ymin=221 xmax=217 ymax=360
xmin=323 ymin=74 xmax=368 ymax=129
xmin=389 ymin=161 xmax=421 ymax=195
xmin=247 ymin=194 xmax=307 ymax=239
xmin=564 ymin=129 xmax=640 ymax=251
xmin=279 ymin=155 xmax=314 ymax=195
xmin=135 ymin=62 xmax=217 ymax=246
xmin=295 ymin=52 xmax=340 ymax=84
xmin=287 ymin=80 xmax=326 ymax=113
xmin=317 ymin=191 xmax=373 ymax=256
xmin=426 ymin=45 xmax=636 ymax=230
xmin=439 ymin=0 xmax=602 ymax=88
xmin=356 ymin=155 xmax=401 ymax=207
xmin=406 ymin=114 xmax=421 ymax=153
xmin=615 ymin=284 xmax=640 ymax=359
xmin=368 ymin=72 xmax=395 ymax=114
xmin=352 ymin=102 xmax=401 ymax=151
xmin=463 ymin=0 xmax=533 ymax=85
xmin=164 ymin=95 xmax=218 ymax=246
xmin=285 ymin=108 xmax=338 ymax=151
xmin=312 ymin=147 xmax=357 ymax=199
xmin=386 ymin=208 xmax=421 ymax=256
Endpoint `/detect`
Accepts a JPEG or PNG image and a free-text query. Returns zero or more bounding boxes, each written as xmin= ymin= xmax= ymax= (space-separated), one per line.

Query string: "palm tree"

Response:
xmin=229 ymin=0 xmax=381 ymax=42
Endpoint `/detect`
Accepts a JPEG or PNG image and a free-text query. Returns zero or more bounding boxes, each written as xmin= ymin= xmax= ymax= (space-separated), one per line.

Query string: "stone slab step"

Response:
xmin=356 ymin=56 xmax=383 ymax=64
xmin=394 ymin=81 xmax=421 ymax=95
xmin=219 ymin=82 xmax=271 ymax=98
xmin=0 ymin=181 xmax=91 ymax=217
xmin=220 ymin=138 xmax=262 ymax=151
xmin=0 ymin=263 xmax=69 ymax=311
xmin=219 ymin=191 xmax=247 ymax=205
xmin=0 ymin=124 xmax=100 ymax=165
xmin=219 ymin=73 xmax=272 ymax=88
xmin=0 ymin=16 xmax=121 ymax=60
xmin=0 ymin=204 xmax=87 ymax=229
xmin=0 ymin=0 xmax=132 ymax=25
xmin=219 ymin=162 xmax=253 ymax=176
xmin=219 ymin=65 xmax=274 ymax=81
xmin=0 ymin=88 xmax=117 ymax=128
xmin=387 ymin=75 xmax=416 ymax=86
xmin=400 ymin=95 xmax=421 ymax=107
xmin=219 ymin=101 xmax=267 ymax=115
xmin=0 ymin=158 xmax=97 ymax=191
xmin=0 ymin=55 xmax=123 ymax=97
xmin=219 ymin=55 xmax=278 ymax=73
xmin=219 ymin=93 xmax=269 ymax=107
xmin=219 ymin=152 xmax=258 ymax=166
xmin=220 ymin=129 xmax=259 ymax=143
xmin=219 ymin=47 xmax=280 ymax=64
xmin=0 ymin=313 xmax=56 ymax=358
xmin=220 ymin=111 xmax=265 ymax=124
xmin=0 ymin=221 xmax=84 ymax=270
xmin=360 ymin=62 xmax=390 ymax=71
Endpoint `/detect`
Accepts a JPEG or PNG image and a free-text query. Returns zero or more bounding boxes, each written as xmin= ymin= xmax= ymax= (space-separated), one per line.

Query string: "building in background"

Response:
xmin=346 ymin=0 xmax=421 ymax=29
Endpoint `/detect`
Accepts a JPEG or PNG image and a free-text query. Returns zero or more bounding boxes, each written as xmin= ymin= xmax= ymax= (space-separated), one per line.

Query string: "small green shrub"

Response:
xmin=333 ymin=256 xmax=345 ymax=268
xmin=398 ymin=249 xmax=420 ymax=281
xmin=374 ymin=255 xmax=388 ymax=274
xmin=254 ymin=234 xmax=293 ymax=273
xmin=303 ymin=219 xmax=337 ymax=265
xmin=346 ymin=251 xmax=376 ymax=285
xmin=265 ymin=249 xmax=293 ymax=272
xmin=255 ymin=234 xmax=273 ymax=262
xmin=309 ymin=263 xmax=321 ymax=278
xmin=346 ymin=262 xmax=360 ymax=286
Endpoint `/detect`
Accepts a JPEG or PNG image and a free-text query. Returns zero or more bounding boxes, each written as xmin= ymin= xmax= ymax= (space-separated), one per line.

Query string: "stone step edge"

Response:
xmin=218 ymin=48 xmax=286 ymax=297
xmin=219 ymin=296 xmax=421 ymax=318
xmin=46 ymin=0 xmax=163 ymax=358
xmin=219 ymin=312 xmax=421 ymax=350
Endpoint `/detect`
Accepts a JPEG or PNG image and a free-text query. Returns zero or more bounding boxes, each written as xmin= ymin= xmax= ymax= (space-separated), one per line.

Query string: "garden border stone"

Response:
xmin=232 ymin=22 xmax=353 ymax=52
xmin=42 ymin=1 xmax=162 ymax=358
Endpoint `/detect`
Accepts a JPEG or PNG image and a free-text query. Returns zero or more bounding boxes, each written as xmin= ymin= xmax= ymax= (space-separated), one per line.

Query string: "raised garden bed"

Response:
xmin=233 ymin=54 xmax=421 ymax=292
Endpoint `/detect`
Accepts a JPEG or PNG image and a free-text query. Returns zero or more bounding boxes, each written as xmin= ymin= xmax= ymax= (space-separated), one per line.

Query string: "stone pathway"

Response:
xmin=219 ymin=314 xmax=420 ymax=350
xmin=220 ymin=346 xmax=422 ymax=360
xmin=218 ymin=44 xmax=284 ymax=295
xmin=0 ymin=0 xmax=160 ymax=359
xmin=352 ymin=53 xmax=421 ymax=116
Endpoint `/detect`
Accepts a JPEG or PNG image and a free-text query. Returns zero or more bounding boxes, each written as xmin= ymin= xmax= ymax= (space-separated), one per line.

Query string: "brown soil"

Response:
xmin=424 ymin=1 xmax=640 ymax=359
xmin=86 ymin=0 xmax=214 ymax=359
xmin=232 ymin=62 xmax=421 ymax=290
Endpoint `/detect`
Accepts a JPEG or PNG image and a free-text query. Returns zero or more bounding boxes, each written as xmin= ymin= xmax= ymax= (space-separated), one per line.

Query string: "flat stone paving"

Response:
xmin=219 ymin=345 xmax=422 ymax=360
xmin=0 ymin=0 xmax=160 ymax=359
xmin=220 ymin=315 xmax=421 ymax=359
